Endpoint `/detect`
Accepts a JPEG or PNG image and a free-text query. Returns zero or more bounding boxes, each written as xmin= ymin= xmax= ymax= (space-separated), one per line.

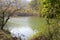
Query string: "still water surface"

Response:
xmin=4 ymin=17 xmax=45 ymax=40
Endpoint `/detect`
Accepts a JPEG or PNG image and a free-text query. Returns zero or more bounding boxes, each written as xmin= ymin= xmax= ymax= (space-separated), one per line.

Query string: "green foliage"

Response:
xmin=40 ymin=0 xmax=60 ymax=19
xmin=30 ymin=0 xmax=60 ymax=40
xmin=40 ymin=0 xmax=60 ymax=40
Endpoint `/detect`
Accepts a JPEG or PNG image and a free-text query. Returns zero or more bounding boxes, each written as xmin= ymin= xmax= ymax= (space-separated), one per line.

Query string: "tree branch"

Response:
xmin=3 ymin=9 xmax=20 ymax=26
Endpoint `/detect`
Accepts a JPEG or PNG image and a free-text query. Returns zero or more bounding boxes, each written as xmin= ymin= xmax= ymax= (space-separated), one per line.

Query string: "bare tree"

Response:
xmin=0 ymin=0 xmax=20 ymax=30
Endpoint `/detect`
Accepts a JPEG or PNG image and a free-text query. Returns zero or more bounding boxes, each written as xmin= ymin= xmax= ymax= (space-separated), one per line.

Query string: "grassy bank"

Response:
xmin=30 ymin=18 xmax=60 ymax=40
xmin=0 ymin=30 xmax=11 ymax=40
xmin=0 ymin=30 xmax=20 ymax=40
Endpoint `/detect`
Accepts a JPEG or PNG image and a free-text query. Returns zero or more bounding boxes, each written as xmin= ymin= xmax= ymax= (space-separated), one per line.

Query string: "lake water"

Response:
xmin=4 ymin=17 xmax=46 ymax=40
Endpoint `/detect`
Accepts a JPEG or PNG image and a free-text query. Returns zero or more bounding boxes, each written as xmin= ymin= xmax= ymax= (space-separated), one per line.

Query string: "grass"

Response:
xmin=0 ymin=30 xmax=12 ymax=40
